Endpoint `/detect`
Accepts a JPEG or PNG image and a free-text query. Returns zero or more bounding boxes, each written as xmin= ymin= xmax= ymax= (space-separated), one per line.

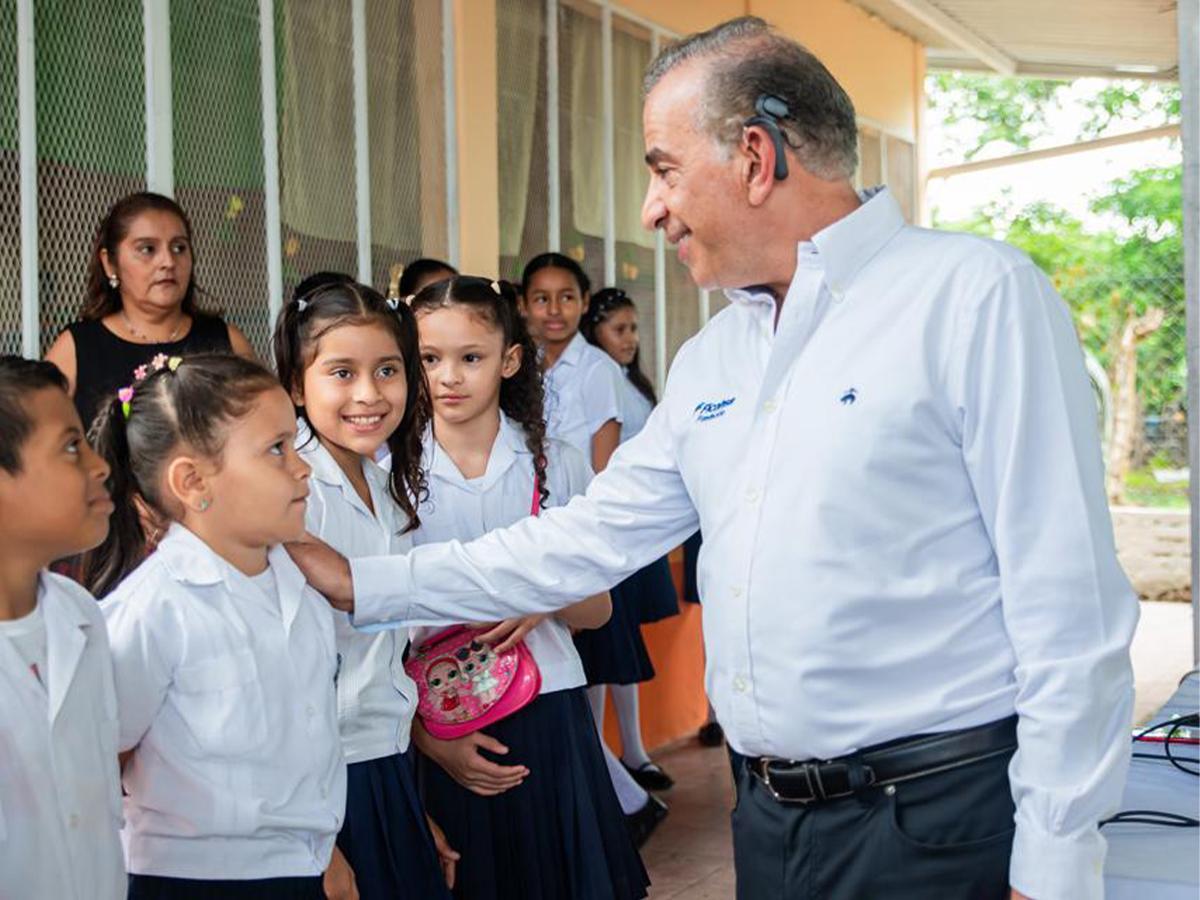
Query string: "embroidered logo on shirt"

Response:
xmin=839 ymin=388 xmax=858 ymax=406
xmin=694 ymin=397 xmax=736 ymax=422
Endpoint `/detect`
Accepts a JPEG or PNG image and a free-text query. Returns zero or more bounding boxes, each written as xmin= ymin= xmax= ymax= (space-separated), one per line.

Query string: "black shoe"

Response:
xmin=697 ymin=721 xmax=725 ymax=748
xmin=622 ymin=760 xmax=675 ymax=791
xmin=626 ymin=794 xmax=669 ymax=849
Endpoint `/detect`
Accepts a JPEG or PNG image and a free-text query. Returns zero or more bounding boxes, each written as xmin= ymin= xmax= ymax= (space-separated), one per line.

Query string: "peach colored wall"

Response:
xmin=454 ymin=0 xmax=500 ymax=274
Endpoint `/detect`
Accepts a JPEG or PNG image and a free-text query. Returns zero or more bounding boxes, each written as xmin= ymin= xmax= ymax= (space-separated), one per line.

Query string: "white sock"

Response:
xmin=602 ymin=739 xmax=650 ymax=814
xmin=587 ymin=684 xmax=607 ymax=727
xmin=612 ymin=683 xmax=652 ymax=769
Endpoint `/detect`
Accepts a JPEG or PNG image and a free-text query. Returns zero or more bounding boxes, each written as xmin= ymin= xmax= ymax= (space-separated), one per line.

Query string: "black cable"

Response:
xmin=1099 ymin=810 xmax=1200 ymax=829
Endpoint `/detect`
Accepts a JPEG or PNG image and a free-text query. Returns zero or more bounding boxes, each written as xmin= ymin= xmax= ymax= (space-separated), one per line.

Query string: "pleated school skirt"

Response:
xmin=573 ymin=575 xmax=656 ymax=685
xmin=421 ymin=687 xmax=650 ymax=900
xmin=338 ymin=749 xmax=452 ymax=900
xmin=630 ymin=554 xmax=680 ymax=624
xmin=682 ymin=530 xmax=703 ymax=604
xmin=127 ymin=875 xmax=324 ymax=899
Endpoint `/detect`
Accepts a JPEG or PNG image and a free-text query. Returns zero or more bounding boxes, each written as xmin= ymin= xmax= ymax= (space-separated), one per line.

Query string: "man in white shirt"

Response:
xmin=290 ymin=16 xmax=1138 ymax=900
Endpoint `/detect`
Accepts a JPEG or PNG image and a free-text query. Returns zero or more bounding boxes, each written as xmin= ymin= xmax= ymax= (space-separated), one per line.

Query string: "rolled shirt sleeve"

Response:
xmin=955 ymin=262 xmax=1139 ymax=899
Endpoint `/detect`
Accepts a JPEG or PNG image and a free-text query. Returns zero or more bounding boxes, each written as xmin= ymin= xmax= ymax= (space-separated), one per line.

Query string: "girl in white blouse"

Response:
xmin=89 ymin=354 xmax=344 ymax=900
xmin=273 ymin=273 xmax=457 ymax=900
xmin=409 ymin=276 xmax=649 ymax=900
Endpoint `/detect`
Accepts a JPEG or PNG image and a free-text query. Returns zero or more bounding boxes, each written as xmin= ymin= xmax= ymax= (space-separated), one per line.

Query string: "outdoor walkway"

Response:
xmin=640 ymin=600 xmax=1196 ymax=899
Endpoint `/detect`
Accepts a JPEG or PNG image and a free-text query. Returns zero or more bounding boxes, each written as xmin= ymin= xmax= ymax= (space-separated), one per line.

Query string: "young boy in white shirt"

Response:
xmin=0 ymin=355 xmax=125 ymax=900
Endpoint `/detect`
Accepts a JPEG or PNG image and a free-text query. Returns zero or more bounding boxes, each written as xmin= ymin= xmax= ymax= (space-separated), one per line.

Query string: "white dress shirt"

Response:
xmin=412 ymin=415 xmax=591 ymax=693
xmin=543 ymin=332 xmax=624 ymax=461
xmin=350 ymin=188 xmax=1139 ymax=900
xmin=615 ymin=373 xmax=653 ymax=445
xmin=103 ymin=525 xmax=345 ymax=879
xmin=299 ymin=427 xmax=419 ymax=763
xmin=0 ymin=573 xmax=125 ymax=900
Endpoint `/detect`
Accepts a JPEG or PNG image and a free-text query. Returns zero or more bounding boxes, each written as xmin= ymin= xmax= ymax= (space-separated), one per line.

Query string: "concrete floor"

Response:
xmin=640 ymin=601 xmax=1197 ymax=899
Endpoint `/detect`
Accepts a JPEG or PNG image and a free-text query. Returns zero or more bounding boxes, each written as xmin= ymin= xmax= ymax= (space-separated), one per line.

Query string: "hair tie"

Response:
xmin=118 ymin=385 xmax=134 ymax=420
xmin=490 ymin=280 xmax=502 ymax=295
xmin=296 ymin=298 xmax=308 ymax=312
xmin=403 ymin=294 xmax=415 ymax=307
xmin=386 ymin=296 xmax=399 ymax=311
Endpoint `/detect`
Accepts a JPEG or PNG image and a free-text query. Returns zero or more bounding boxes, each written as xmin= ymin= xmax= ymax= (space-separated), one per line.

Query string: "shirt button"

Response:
xmin=733 ymin=676 xmax=748 ymax=694
xmin=763 ymin=400 xmax=778 ymax=413
xmin=306 ymin=704 xmax=316 ymax=717
xmin=745 ymin=488 xmax=761 ymax=505
xmin=68 ymin=813 xmax=80 ymax=828
xmin=731 ymin=586 xmax=743 ymax=598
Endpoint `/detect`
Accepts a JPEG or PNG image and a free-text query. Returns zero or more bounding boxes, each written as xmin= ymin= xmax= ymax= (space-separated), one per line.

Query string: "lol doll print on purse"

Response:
xmin=403 ymin=476 xmax=544 ymax=739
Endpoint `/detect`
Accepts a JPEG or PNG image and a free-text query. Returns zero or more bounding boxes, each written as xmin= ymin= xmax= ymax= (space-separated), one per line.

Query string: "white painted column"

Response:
xmin=18 ymin=0 xmax=38 ymax=356
xmin=259 ymin=0 xmax=284 ymax=325
xmin=546 ymin=0 xmax=560 ymax=252
xmin=143 ymin=0 xmax=174 ymax=195
xmin=442 ymin=0 xmax=459 ymax=266
xmin=650 ymin=29 xmax=666 ymax=389
xmin=351 ymin=0 xmax=372 ymax=283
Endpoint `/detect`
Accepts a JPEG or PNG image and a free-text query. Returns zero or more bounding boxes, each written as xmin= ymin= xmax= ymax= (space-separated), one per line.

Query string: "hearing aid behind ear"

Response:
xmin=743 ymin=94 xmax=791 ymax=181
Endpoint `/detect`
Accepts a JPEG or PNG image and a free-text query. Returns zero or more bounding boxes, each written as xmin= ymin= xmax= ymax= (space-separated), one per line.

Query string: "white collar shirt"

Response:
xmin=299 ymin=427 xmax=418 ymax=763
xmin=411 ymin=414 xmax=591 ymax=693
xmin=616 ymin=373 xmax=653 ymax=445
xmin=0 ymin=573 xmax=125 ymax=900
xmin=102 ymin=525 xmax=345 ymax=879
xmin=348 ymin=188 xmax=1139 ymax=900
xmin=543 ymin=332 xmax=624 ymax=462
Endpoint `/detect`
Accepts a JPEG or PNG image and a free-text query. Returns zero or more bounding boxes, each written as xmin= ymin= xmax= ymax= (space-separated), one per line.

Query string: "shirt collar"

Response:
xmin=153 ymin=523 xmax=310 ymax=625
xmin=548 ymin=332 xmax=587 ymax=372
xmin=296 ymin=419 xmax=389 ymax=521
xmin=425 ymin=413 xmax=530 ymax=492
xmin=723 ymin=185 xmax=904 ymax=307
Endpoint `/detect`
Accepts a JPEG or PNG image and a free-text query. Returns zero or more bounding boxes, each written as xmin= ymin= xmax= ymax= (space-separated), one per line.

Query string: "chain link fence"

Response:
xmin=0 ymin=0 xmax=448 ymax=360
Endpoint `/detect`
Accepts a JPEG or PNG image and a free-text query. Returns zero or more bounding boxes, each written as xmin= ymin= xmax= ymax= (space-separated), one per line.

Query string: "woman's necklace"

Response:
xmin=121 ymin=310 xmax=185 ymax=344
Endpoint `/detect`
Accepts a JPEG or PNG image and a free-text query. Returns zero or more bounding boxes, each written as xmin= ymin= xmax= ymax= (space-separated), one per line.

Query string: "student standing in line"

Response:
xmin=0 ymin=356 xmax=125 ymax=900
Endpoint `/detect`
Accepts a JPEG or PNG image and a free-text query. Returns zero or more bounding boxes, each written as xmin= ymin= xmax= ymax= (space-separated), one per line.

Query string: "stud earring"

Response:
xmin=197 ymin=498 xmax=211 ymax=512
xmin=108 ymin=274 xmax=119 ymax=289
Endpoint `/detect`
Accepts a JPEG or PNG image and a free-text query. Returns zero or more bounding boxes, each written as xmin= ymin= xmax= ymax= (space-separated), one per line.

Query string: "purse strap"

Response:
xmin=530 ymin=472 xmax=541 ymax=517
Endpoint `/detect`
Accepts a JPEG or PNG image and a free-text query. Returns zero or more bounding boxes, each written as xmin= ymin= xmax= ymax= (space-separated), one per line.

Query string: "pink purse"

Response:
xmin=404 ymin=476 xmax=543 ymax=739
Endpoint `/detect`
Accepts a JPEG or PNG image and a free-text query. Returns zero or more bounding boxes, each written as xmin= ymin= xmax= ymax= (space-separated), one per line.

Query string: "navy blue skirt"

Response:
xmin=631 ymin=554 xmax=680 ymax=624
xmin=339 ymin=749 xmax=452 ymax=900
xmin=421 ymin=687 xmax=650 ymax=900
xmin=127 ymin=875 xmax=323 ymax=899
xmin=682 ymin=531 xmax=702 ymax=604
xmin=573 ymin=574 xmax=655 ymax=685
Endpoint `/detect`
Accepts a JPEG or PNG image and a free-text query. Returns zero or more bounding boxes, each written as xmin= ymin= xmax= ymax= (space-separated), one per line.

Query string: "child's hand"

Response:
xmin=476 ymin=614 xmax=547 ymax=653
xmin=426 ymin=815 xmax=460 ymax=889
xmin=323 ymin=845 xmax=359 ymax=900
xmin=414 ymin=720 xmax=529 ymax=796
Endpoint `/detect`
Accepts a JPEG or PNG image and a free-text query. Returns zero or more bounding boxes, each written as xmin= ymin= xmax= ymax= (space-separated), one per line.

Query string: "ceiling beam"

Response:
xmin=885 ymin=0 xmax=1017 ymax=75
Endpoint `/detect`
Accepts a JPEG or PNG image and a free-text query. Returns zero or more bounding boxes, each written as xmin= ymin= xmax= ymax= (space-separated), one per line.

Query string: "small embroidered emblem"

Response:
xmin=839 ymin=388 xmax=858 ymax=406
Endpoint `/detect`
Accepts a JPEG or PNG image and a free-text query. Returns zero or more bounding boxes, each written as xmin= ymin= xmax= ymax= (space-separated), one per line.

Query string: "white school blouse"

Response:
xmin=616 ymin=372 xmax=653 ymax=445
xmin=299 ymin=428 xmax=419 ymax=762
xmin=102 ymin=525 xmax=345 ymax=879
xmin=411 ymin=415 xmax=591 ymax=693
xmin=0 ymin=573 xmax=125 ymax=900
xmin=543 ymin=332 xmax=624 ymax=463
xmin=348 ymin=188 xmax=1138 ymax=900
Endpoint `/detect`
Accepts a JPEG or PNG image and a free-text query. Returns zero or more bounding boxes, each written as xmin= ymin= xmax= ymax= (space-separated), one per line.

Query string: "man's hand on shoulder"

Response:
xmin=286 ymin=533 xmax=354 ymax=612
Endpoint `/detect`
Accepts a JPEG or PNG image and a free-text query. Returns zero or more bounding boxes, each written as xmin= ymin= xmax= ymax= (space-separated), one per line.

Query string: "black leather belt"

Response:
xmin=742 ymin=715 xmax=1017 ymax=806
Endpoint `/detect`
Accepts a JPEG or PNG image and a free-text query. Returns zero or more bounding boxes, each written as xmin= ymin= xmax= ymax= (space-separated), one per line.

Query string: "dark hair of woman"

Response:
xmin=398 ymin=258 xmax=459 ymax=298
xmin=519 ymin=252 xmax=591 ymax=298
xmin=272 ymin=276 xmax=429 ymax=533
xmin=81 ymin=354 xmax=281 ymax=598
xmin=410 ymin=276 xmax=550 ymax=507
xmin=81 ymin=191 xmax=206 ymax=321
xmin=580 ymin=288 xmax=657 ymax=406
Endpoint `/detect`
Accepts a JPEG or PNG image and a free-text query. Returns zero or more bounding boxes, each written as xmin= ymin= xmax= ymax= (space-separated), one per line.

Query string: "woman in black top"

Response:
xmin=45 ymin=192 xmax=255 ymax=431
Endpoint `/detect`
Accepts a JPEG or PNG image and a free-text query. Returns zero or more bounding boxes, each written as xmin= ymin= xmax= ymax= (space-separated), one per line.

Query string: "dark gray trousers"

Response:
xmin=729 ymin=744 xmax=1016 ymax=899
